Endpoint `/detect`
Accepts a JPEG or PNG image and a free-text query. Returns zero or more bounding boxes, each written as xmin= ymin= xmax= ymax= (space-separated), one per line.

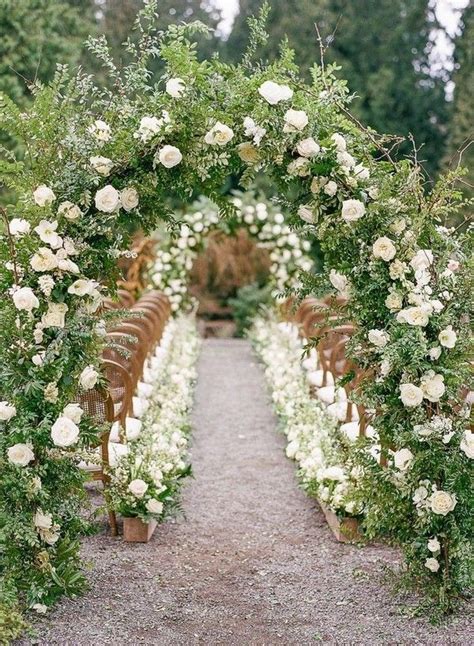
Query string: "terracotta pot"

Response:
xmin=123 ymin=517 xmax=157 ymax=543
xmin=319 ymin=502 xmax=363 ymax=543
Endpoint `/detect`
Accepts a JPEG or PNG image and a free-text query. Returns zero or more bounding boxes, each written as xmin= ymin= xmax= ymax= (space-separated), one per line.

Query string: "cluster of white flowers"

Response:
xmin=250 ymin=316 xmax=361 ymax=516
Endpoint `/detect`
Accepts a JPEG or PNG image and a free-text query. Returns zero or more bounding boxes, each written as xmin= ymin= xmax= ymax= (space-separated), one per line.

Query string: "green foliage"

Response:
xmin=229 ymin=282 xmax=273 ymax=336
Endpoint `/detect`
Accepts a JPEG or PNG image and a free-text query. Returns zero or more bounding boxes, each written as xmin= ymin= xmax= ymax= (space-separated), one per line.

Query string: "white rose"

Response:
xmin=397 ymin=307 xmax=429 ymax=327
xmin=79 ymin=365 xmax=99 ymax=390
xmin=136 ymin=115 xmax=162 ymax=142
xmin=283 ymin=109 xmax=308 ymax=133
xmin=323 ymin=180 xmax=338 ymax=197
xmin=385 ymin=291 xmax=403 ymax=311
xmin=372 ymin=236 xmax=396 ymax=261
xmin=425 ymin=558 xmax=440 ymax=573
xmin=67 ymin=279 xmax=97 ymax=297
xmin=51 ymin=416 xmax=80 ymax=447
xmin=9 ymin=218 xmax=31 ymax=236
xmin=399 ymin=383 xmax=424 ymax=408
xmin=460 ymin=430 xmax=474 ymax=459
xmin=58 ymin=201 xmax=81 ymax=221
xmin=166 ymin=77 xmax=185 ymax=97
xmin=128 ymin=478 xmax=148 ymax=498
xmin=297 ymin=137 xmax=320 ymax=157
xmin=337 ymin=151 xmax=356 ymax=169
xmin=30 ymin=248 xmax=58 ymax=272
xmin=427 ymin=537 xmax=440 ymax=553
xmin=429 ymin=490 xmax=457 ymax=516
xmin=0 ymin=401 xmax=16 ymax=421
xmin=120 ymin=187 xmax=139 ymax=212
xmin=341 ymin=199 xmax=365 ymax=222
xmin=33 ymin=185 xmax=56 ymax=207
xmin=13 ymin=287 xmax=39 ymax=312
xmin=329 ymin=269 xmax=349 ymax=295
xmin=95 ymin=185 xmax=120 ymax=213
xmin=353 ymin=163 xmax=370 ymax=180
xmin=420 ymin=371 xmax=445 ymax=403
xmin=287 ymin=157 xmax=310 ymax=177
xmin=410 ymin=249 xmax=434 ymax=272
xmin=42 ymin=302 xmax=68 ymax=328
xmin=146 ymin=498 xmax=164 ymax=514
xmin=298 ymin=204 xmax=315 ymax=224
xmin=258 ymin=80 xmax=293 ymax=105
xmin=63 ymin=403 xmax=84 ymax=424
xmin=44 ymin=382 xmax=58 ymax=403
xmin=34 ymin=509 xmax=52 ymax=530
xmin=8 ymin=443 xmax=34 ymax=466
xmin=34 ymin=220 xmax=62 ymax=249
xmin=368 ymin=329 xmax=389 ymax=348
xmin=393 ymin=448 xmax=414 ymax=471
xmin=90 ymin=156 xmax=114 ymax=177
xmin=237 ymin=142 xmax=260 ymax=164
xmin=438 ymin=326 xmax=457 ymax=349
xmin=331 ymin=132 xmax=346 ymax=152
xmin=88 ymin=119 xmax=111 ymax=143
xmin=157 ymin=145 xmax=183 ymax=168
xmin=204 ymin=122 xmax=234 ymax=146
xmin=428 ymin=346 xmax=442 ymax=361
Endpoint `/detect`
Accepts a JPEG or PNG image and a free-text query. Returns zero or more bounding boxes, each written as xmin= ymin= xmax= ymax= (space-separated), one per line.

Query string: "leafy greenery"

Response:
xmin=229 ymin=282 xmax=273 ymax=335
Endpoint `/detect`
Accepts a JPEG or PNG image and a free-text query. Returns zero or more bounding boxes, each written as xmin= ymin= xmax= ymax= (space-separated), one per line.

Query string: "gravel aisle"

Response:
xmin=24 ymin=339 xmax=471 ymax=645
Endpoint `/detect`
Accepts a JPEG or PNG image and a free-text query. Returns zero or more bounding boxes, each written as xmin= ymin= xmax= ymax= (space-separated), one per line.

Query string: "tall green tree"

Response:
xmin=225 ymin=0 xmax=450 ymax=176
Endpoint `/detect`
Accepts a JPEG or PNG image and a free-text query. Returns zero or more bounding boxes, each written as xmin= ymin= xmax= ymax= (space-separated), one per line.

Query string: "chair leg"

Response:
xmin=108 ymin=508 xmax=118 ymax=537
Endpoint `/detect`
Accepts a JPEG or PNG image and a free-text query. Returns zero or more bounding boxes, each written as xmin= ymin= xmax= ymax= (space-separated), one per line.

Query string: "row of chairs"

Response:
xmin=78 ymin=290 xmax=171 ymax=535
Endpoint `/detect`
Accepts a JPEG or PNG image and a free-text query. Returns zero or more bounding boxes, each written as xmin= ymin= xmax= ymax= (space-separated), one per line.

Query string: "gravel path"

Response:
xmin=23 ymin=339 xmax=472 ymax=645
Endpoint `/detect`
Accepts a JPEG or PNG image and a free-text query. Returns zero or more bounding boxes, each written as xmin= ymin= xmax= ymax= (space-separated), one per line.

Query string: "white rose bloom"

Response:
xmin=51 ymin=416 xmax=80 ymax=447
xmin=425 ymin=558 xmax=440 ymax=573
xmin=329 ymin=269 xmax=349 ymax=295
xmin=396 ymin=306 xmax=429 ymax=327
xmin=283 ymin=109 xmax=308 ymax=133
xmin=460 ymin=430 xmax=474 ymax=459
xmin=34 ymin=509 xmax=53 ymax=530
xmin=204 ymin=122 xmax=234 ymax=146
xmin=157 ymin=145 xmax=183 ymax=168
xmin=67 ymin=279 xmax=97 ymax=297
xmin=13 ymin=287 xmax=39 ymax=312
xmin=146 ymin=498 xmax=164 ymax=514
xmin=237 ymin=142 xmax=260 ymax=164
xmin=30 ymin=247 xmax=58 ymax=272
xmin=120 ymin=187 xmax=139 ymax=211
xmin=95 ymin=185 xmax=120 ymax=213
xmin=79 ymin=365 xmax=99 ymax=390
xmin=88 ymin=119 xmax=111 ymax=143
xmin=393 ymin=448 xmax=414 ymax=471
xmin=297 ymin=137 xmax=320 ymax=157
xmin=430 ymin=490 xmax=457 ymax=516
xmin=128 ymin=478 xmax=148 ymax=498
xmin=135 ymin=115 xmax=162 ymax=142
xmin=420 ymin=371 xmax=445 ymax=402
xmin=341 ymin=199 xmax=365 ymax=222
xmin=44 ymin=382 xmax=58 ymax=403
xmin=287 ymin=157 xmax=310 ymax=177
xmin=166 ymin=77 xmax=185 ymax=97
xmin=331 ymin=132 xmax=346 ymax=151
xmin=368 ymin=329 xmax=389 ymax=348
xmin=258 ymin=80 xmax=293 ymax=105
xmin=427 ymin=537 xmax=440 ymax=553
xmin=410 ymin=249 xmax=434 ymax=272
xmin=90 ymin=156 xmax=114 ymax=177
xmin=438 ymin=326 xmax=457 ymax=349
xmin=323 ymin=180 xmax=338 ymax=197
xmin=399 ymin=383 xmax=424 ymax=408
xmin=353 ymin=163 xmax=370 ymax=180
xmin=337 ymin=151 xmax=356 ymax=169
xmin=62 ymin=403 xmax=84 ymax=424
xmin=0 ymin=401 xmax=16 ymax=421
xmin=297 ymin=204 xmax=315 ymax=224
xmin=33 ymin=185 xmax=56 ymax=207
xmin=372 ymin=236 xmax=396 ymax=261
xmin=8 ymin=443 xmax=34 ymax=466
xmin=34 ymin=220 xmax=62 ymax=249
xmin=42 ymin=302 xmax=68 ymax=328
xmin=385 ymin=291 xmax=403 ymax=311
xmin=9 ymin=218 xmax=31 ymax=236
xmin=58 ymin=201 xmax=81 ymax=221
xmin=429 ymin=346 xmax=442 ymax=361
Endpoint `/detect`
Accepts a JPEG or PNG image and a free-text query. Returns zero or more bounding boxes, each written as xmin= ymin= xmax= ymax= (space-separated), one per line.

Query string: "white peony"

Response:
xmin=385 ymin=290 xmax=403 ymax=311
xmin=427 ymin=537 xmax=440 ymax=553
xmin=258 ymin=80 xmax=293 ymax=105
xmin=297 ymin=204 xmax=315 ymax=224
xmin=63 ymin=403 xmax=84 ymax=424
xmin=341 ymin=199 xmax=365 ymax=222
xmin=95 ymin=185 xmax=120 ymax=213
xmin=430 ymin=490 xmax=457 ymax=516
xmin=90 ymin=156 xmax=114 ymax=177
xmin=13 ymin=287 xmax=39 ymax=312
xmin=323 ymin=180 xmax=338 ymax=197
xmin=9 ymin=218 xmax=30 ymax=236
xmin=396 ymin=306 xmax=429 ymax=327
xmin=7 ymin=443 xmax=34 ymax=466
xmin=204 ymin=122 xmax=234 ymax=146
xmin=368 ymin=329 xmax=389 ymax=348
xmin=331 ymin=132 xmax=346 ymax=152
xmin=88 ymin=119 xmax=111 ymax=143
xmin=329 ymin=269 xmax=349 ymax=295
xmin=399 ymin=383 xmax=424 ymax=408
xmin=460 ymin=430 xmax=474 ymax=459
xmin=128 ymin=478 xmax=148 ymax=498
xmin=283 ymin=109 xmax=308 ymax=133
xmin=157 ymin=145 xmax=183 ymax=168
xmin=58 ymin=201 xmax=81 ymax=221
xmin=410 ymin=249 xmax=433 ymax=272
xmin=42 ymin=302 xmax=68 ymax=328
xmin=79 ymin=365 xmax=99 ymax=390
xmin=420 ymin=371 xmax=445 ymax=402
xmin=51 ymin=416 xmax=80 ymax=447
xmin=30 ymin=247 xmax=58 ymax=272
xmin=393 ymin=448 xmax=414 ymax=471
xmin=146 ymin=498 xmax=164 ymax=514
xmin=372 ymin=236 xmax=396 ymax=261
xmin=34 ymin=220 xmax=62 ymax=248
xmin=297 ymin=137 xmax=320 ymax=157
xmin=0 ymin=401 xmax=16 ymax=421
xmin=120 ymin=187 xmax=139 ymax=211
xmin=425 ymin=558 xmax=440 ymax=573
xmin=166 ymin=77 xmax=185 ymax=97
xmin=33 ymin=185 xmax=56 ymax=207
xmin=438 ymin=326 xmax=457 ymax=349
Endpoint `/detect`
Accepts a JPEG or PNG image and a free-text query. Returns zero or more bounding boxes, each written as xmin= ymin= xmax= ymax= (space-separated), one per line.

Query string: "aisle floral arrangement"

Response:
xmin=250 ymin=315 xmax=361 ymax=518
xmin=108 ymin=315 xmax=199 ymax=525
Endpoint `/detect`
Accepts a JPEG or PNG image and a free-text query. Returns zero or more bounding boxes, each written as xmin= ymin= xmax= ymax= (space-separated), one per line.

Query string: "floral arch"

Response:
xmin=0 ymin=3 xmax=471 ymax=633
